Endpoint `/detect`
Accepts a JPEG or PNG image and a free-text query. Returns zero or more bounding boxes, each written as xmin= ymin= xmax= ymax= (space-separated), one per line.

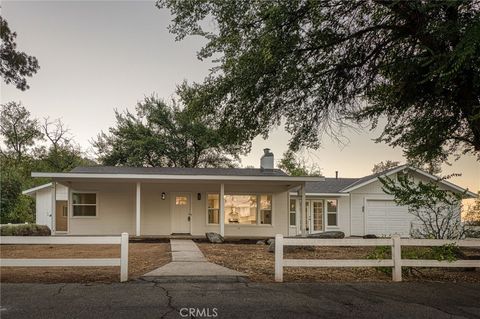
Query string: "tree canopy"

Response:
xmin=93 ymin=95 xmax=247 ymax=168
xmin=0 ymin=102 xmax=93 ymax=223
xmin=0 ymin=15 xmax=39 ymax=90
xmin=278 ymin=150 xmax=322 ymax=176
xmin=158 ymin=0 xmax=480 ymax=164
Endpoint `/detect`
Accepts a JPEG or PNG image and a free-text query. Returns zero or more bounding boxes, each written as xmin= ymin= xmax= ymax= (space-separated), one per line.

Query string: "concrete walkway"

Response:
xmin=142 ymin=239 xmax=246 ymax=282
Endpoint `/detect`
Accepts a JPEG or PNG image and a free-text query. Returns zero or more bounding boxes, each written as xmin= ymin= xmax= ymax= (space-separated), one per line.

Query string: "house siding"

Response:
xmin=65 ymin=181 xmax=290 ymax=237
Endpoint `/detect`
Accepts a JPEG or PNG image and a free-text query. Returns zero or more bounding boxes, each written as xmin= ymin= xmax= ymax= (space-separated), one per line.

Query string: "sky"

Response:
xmin=1 ymin=1 xmax=479 ymax=194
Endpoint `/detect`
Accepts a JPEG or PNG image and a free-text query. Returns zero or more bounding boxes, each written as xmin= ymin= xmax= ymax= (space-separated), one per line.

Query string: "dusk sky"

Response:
xmin=1 ymin=1 xmax=479 ymax=193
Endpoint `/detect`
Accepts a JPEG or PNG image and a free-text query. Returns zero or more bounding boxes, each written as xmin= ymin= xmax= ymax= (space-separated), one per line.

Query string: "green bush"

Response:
xmin=367 ymin=244 xmax=461 ymax=276
xmin=0 ymin=224 xmax=51 ymax=236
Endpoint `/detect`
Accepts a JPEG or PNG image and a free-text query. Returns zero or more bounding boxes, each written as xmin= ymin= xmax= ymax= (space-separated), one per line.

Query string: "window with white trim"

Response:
xmin=326 ymin=199 xmax=337 ymax=226
xmin=289 ymin=199 xmax=296 ymax=226
xmin=207 ymin=194 xmax=273 ymax=225
xmin=72 ymin=193 xmax=97 ymax=217
xmin=207 ymin=194 xmax=220 ymax=224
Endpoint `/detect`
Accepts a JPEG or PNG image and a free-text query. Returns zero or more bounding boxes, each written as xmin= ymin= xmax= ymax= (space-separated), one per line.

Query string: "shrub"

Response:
xmin=0 ymin=224 xmax=51 ymax=236
xmin=367 ymin=244 xmax=461 ymax=276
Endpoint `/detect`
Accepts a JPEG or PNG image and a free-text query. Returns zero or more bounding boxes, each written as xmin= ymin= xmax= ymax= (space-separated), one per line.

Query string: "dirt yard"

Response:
xmin=0 ymin=243 xmax=170 ymax=283
xmin=198 ymin=243 xmax=480 ymax=283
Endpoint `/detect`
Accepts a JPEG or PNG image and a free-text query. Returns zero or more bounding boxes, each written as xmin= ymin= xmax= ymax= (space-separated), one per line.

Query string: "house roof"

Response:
xmin=70 ymin=166 xmax=288 ymax=176
xmin=22 ymin=182 xmax=53 ymax=196
xmin=339 ymin=165 xmax=408 ymax=192
xmin=31 ymin=166 xmax=324 ymax=184
xmin=305 ymin=178 xmax=359 ymax=194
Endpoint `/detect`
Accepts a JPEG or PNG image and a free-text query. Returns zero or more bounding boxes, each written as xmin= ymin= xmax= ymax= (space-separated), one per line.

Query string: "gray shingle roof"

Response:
xmin=339 ymin=164 xmax=407 ymax=191
xmin=305 ymin=178 xmax=360 ymax=193
xmin=70 ymin=166 xmax=288 ymax=177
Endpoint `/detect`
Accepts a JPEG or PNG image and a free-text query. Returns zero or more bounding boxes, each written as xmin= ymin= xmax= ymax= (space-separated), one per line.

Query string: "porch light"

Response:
xmin=197 ymin=193 xmax=201 ymax=200
xmin=161 ymin=192 xmax=166 ymax=200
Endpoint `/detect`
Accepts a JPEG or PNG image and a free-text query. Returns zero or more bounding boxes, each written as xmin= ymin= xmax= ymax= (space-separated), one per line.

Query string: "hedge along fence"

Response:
xmin=274 ymin=234 xmax=480 ymax=282
xmin=0 ymin=224 xmax=51 ymax=236
xmin=0 ymin=233 xmax=129 ymax=282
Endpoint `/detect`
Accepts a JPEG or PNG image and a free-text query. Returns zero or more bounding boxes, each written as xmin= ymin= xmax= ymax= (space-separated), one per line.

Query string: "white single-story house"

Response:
xmin=23 ymin=150 xmax=476 ymax=237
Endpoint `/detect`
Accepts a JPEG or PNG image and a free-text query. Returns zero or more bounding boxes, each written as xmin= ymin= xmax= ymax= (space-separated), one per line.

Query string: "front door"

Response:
xmin=172 ymin=194 xmax=191 ymax=234
xmin=308 ymin=200 xmax=324 ymax=234
xmin=55 ymin=200 xmax=68 ymax=232
xmin=311 ymin=200 xmax=324 ymax=233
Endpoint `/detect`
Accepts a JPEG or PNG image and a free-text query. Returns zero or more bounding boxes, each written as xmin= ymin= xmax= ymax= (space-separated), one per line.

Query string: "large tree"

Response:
xmin=0 ymin=101 xmax=43 ymax=163
xmin=93 ymin=95 xmax=246 ymax=168
xmin=0 ymin=15 xmax=39 ymax=90
xmin=158 ymin=0 xmax=480 ymax=163
xmin=278 ymin=150 xmax=322 ymax=176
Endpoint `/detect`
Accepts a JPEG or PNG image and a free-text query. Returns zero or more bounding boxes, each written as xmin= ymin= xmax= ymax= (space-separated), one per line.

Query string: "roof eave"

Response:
xmin=31 ymin=172 xmax=324 ymax=183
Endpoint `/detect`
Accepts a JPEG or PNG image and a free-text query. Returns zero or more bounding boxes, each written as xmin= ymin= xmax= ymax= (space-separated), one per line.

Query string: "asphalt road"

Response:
xmin=1 ymin=280 xmax=479 ymax=319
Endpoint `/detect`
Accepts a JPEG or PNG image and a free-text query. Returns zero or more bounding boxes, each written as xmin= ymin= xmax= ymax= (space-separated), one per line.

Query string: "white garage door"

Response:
xmin=366 ymin=200 xmax=411 ymax=237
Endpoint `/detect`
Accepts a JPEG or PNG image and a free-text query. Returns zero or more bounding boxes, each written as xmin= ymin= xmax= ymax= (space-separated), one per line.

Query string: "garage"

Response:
xmin=365 ymin=200 xmax=412 ymax=237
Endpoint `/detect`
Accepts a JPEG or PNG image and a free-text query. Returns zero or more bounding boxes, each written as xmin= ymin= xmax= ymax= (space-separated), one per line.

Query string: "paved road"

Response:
xmin=1 ymin=281 xmax=479 ymax=319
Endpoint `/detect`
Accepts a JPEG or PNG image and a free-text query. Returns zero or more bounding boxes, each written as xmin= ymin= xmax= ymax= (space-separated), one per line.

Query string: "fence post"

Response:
xmin=392 ymin=235 xmax=402 ymax=282
xmin=275 ymin=234 xmax=284 ymax=282
xmin=120 ymin=232 xmax=129 ymax=282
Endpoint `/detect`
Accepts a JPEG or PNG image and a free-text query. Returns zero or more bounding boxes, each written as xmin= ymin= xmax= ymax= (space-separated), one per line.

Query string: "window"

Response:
xmin=207 ymin=193 xmax=272 ymax=225
xmin=175 ymin=196 xmax=188 ymax=205
xmin=289 ymin=199 xmax=296 ymax=226
xmin=207 ymin=194 xmax=219 ymax=224
xmin=259 ymin=195 xmax=272 ymax=224
xmin=72 ymin=193 xmax=97 ymax=217
xmin=225 ymin=195 xmax=257 ymax=224
xmin=327 ymin=199 xmax=338 ymax=226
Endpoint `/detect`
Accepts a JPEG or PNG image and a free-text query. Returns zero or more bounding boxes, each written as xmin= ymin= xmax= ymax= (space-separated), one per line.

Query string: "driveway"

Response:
xmin=1 ymin=281 xmax=479 ymax=319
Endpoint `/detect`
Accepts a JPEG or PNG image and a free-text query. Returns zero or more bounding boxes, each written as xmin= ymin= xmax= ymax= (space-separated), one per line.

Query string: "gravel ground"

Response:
xmin=0 ymin=242 xmax=170 ymax=283
xmin=198 ymin=243 xmax=480 ymax=283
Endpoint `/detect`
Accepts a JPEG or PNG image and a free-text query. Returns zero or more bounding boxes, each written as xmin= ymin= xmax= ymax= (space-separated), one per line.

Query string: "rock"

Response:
xmin=363 ymin=234 xmax=377 ymax=239
xmin=266 ymin=238 xmax=274 ymax=245
xmin=307 ymin=231 xmax=345 ymax=239
xmin=205 ymin=232 xmax=224 ymax=243
xmin=256 ymin=240 xmax=265 ymax=245
xmin=267 ymin=240 xmax=315 ymax=253
xmin=268 ymin=241 xmax=275 ymax=252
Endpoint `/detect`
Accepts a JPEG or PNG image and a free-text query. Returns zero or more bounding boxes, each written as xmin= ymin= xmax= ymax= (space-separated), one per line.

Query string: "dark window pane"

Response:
xmin=327 ymin=213 xmax=337 ymax=226
xmin=72 ymin=193 xmax=96 ymax=205
xmin=260 ymin=210 xmax=272 ymax=225
xmin=289 ymin=212 xmax=296 ymax=226
xmin=73 ymin=205 xmax=96 ymax=217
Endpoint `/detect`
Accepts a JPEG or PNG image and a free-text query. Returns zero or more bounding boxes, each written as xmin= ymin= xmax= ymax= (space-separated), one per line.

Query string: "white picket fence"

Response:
xmin=274 ymin=234 xmax=480 ymax=282
xmin=0 ymin=233 xmax=129 ymax=282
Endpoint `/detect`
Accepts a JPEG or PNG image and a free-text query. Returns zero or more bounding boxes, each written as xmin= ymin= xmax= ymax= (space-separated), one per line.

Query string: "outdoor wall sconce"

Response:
xmin=161 ymin=192 xmax=166 ymax=200
xmin=197 ymin=193 xmax=201 ymax=200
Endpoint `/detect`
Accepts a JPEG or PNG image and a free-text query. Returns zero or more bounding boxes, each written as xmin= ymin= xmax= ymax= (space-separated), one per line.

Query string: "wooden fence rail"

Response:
xmin=0 ymin=233 xmax=129 ymax=282
xmin=274 ymin=234 xmax=480 ymax=282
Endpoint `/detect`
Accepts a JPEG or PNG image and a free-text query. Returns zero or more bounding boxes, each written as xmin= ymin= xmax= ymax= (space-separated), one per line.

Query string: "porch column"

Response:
xmin=136 ymin=182 xmax=141 ymax=237
xmin=220 ymin=183 xmax=225 ymax=237
xmin=300 ymin=183 xmax=306 ymax=237
xmin=51 ymin=182 xmax=56 ymax=234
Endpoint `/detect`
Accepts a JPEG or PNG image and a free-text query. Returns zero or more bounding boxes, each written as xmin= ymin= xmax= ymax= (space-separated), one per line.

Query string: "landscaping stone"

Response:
xmin=307 ymin=231 xmax=345 ymax=239
xmin=363 ymin=234 xmax=378 ymax=239
xmin=256 ymin=240 xmax=265 ymax=245
xmin=266 ymin=238 xmax=274 ymax=245
xmin=205 ymin=232 xmax=224 ymax=243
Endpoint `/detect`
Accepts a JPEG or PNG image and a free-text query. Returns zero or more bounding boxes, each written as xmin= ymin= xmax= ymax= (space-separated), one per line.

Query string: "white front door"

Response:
xmin=172 ymin=193 xmax=191 ymax=234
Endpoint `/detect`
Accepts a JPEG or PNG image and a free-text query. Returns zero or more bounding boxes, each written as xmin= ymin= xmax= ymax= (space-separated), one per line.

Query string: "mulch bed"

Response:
xmin=0 ymin=243 xmax=170 ymax=283
xmin=198 ymin=243 xmax=480 ymax=283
